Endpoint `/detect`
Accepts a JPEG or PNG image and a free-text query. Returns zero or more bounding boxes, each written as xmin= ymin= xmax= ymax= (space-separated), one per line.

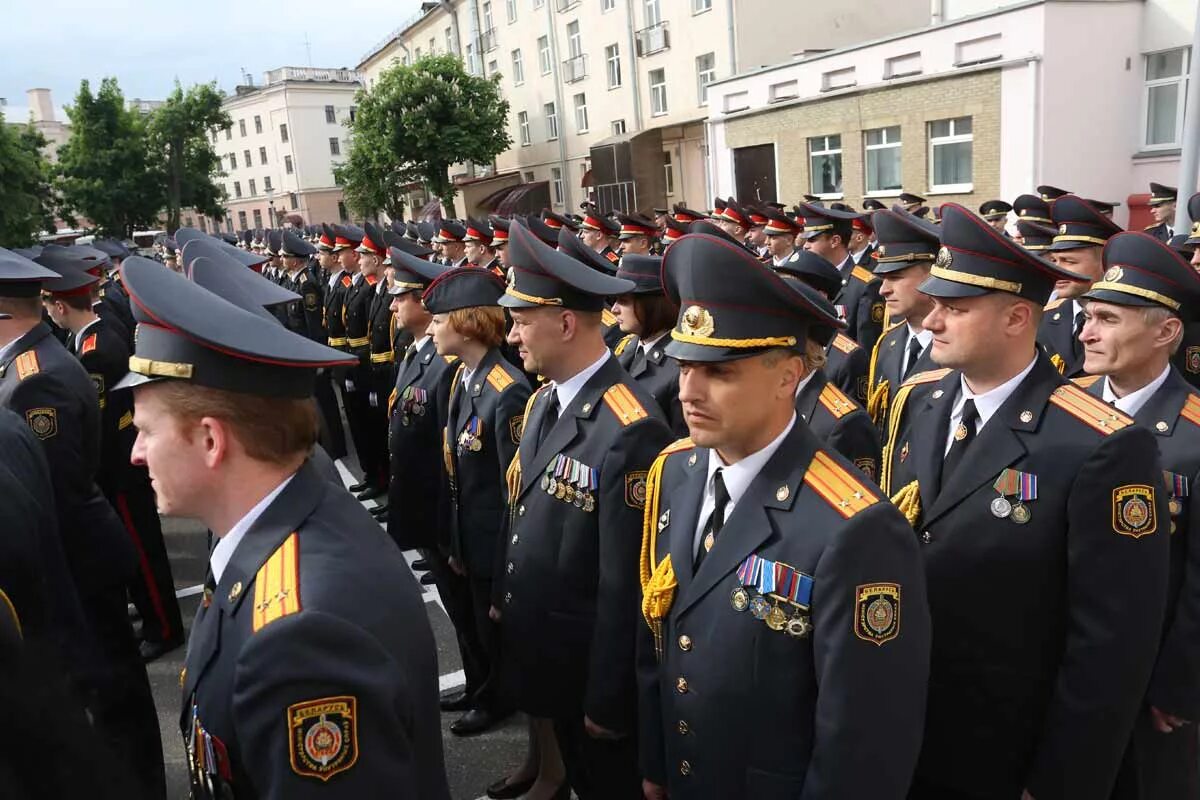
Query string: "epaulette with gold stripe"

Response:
xmin=1072 ymin=375 xmax=1102 ymax=389
xmin=252 ymin=532 xmax=301 ymax=633
xmin=14 ymin=351 xmax=39 ymax=380
xmin=601 ymin=308 xmax=618 ymax=327
xmin=1144 ymin=223 xmax=1162 ymax=231
xmin=901 ymin=367 xmax=951 ymax=387
xmin=1048 ymin=384 xmax=1132 ymax=435
xmin=1044 ymin=297 xmax=1068 ymax=311
xmin=658 ymin=436 xmax=695 ymax=458
xmin=485 ymin=364 xmax=515 ymax=393
xmin=614 ymin=334 xmax=636 ymax=356
xmin=118 ymin=411 xmax=134 ymax=430
xmin=829 ymin=332 xmax=860 ymax=355
xmin=443 ymin=355 xmax=457 ymax=364
xmin=1179 ymin=395 xmax=1200 ymax=428
xmin=602 ymin=383 xmax=649 ymax=426
xmin=818 ymin=383 xmax=858 ymax=419
xmin=804 ymin=450 xmax=880 ymax=519
xmin=851 ymin=265 xmax=875 ymax=284
xmin=80 ymin=333 xmax=98 ymax=356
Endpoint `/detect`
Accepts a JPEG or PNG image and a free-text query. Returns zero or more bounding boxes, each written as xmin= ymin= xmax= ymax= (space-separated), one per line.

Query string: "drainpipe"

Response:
xmin=466 ymin=0 xmax=482 ymax=74
xmin=726 ymin=0 xmax=737 ymax=75
xmin=1174 ymin=6 xmax=1200 ymax=232
xmin=546 ymin=0 xmax=573 ymax=208
xmin=930 ymin=0 xmax=944 ymax=26
xmin=624 ymin=0 xmax=644 ymax=132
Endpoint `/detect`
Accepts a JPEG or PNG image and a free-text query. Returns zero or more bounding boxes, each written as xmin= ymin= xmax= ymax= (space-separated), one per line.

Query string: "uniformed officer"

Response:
xmin=616 ymin=213 xmax=658 ymax=258
xmin=334 ymin=223 xmax=380 ymax=497
xmin=888 ymin=203 xmax=1170 ymax=799
xmin=435 ymin=220 xmax=469 ymax=267
xmin=979 ymin=199 xmax=1013 ymax=234
xmin=542 ymin=209 xmax=580 ymax=236
xmin=744 ymin=206 xmax=770 ymax=259
xmin=636 ymin=231 xmax=930 ymax=799
xmin=464 ymin=217 xmax=503 ymax=276
xmin=672 ymin=205 xmax=705 ymax=226
xmin=716 ymin=198 xmax=753 ymax=250
xmin=1039 ymin=195 xmax=1123 ymax=377
xmin=1014 ymin=193 xmax=1054 ymax=229
xmin=558 ymin=226 xmax=627 ymax=350
xmin=762 ymin=207 xmax=800 ymax=266
xmin=0 ymin=248 xmax=163 ymax=799
xmin=1015 ymin=218 xmax=1056 ymax=251
xmin=357 ymin=223 xmax=395 ymax=499
xmin=1074 ymin=232 xmax=1200 ymax=798
xmin=1144 ymin=182 xmax=1178 ymax=242
xmin=426 ymin=267 xmax=531 ymax=736
xmin=499 ymin=220 xmax=673 ymax=799
xmin=610 ymin=253 xmax=685 ymax=435
xmin=112 ymin=256 xmax=450 ymax=799
xmin=1038 ymin=183 xmax=1071 ymax=203
xmin=578 ymin=204 xmax=622 ymax=271
xmin=797 ymin=201 xmax=886 ymax=348
xmin=661 ymin=217 xmax=687 ymax=249
xmin=899 ymin=191 xmax=926 ymax=213
xmin=848 ymin=213 xmax=876 ymax=266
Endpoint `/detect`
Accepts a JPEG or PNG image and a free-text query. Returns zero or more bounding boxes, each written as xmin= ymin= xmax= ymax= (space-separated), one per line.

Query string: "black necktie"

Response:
xmin=942 ymin=399 xmax=978 ymax=489
xmin=1071 ymin=310 xmax=1085 ymax=360
xmin=537 ymin=392 xmax=559 ymax=449
xmin=903 ymin=335 xmax=923 ymax=380
xmin=695 ymin=469 xmax=730 ymax=569
xmin=629 ymin=346 xmax=647 ymax=377
xmin=403 ymin=343 xmax=418 ymax=365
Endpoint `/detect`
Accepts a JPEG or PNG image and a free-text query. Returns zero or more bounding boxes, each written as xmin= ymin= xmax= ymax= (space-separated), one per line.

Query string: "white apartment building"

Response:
xmin=201 ymin=67 xmax=363 ymax=233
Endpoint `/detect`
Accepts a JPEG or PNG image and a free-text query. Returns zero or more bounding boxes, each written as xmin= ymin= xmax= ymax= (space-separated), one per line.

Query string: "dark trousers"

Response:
xmin=110 ymin=474 xmax=182 ymax=644
xmin=342 ymin=381 xmax=372 ymax=479
xmin=466 ymin=575 xmax=508 ymax=712
xmin=553 ymin=714 xmax=641 ymax=800
xmin=315 ymin=372 xmax=347 ymax=461
xmin=361 ymin=399 xmax=389 ymax=490
xmin=424 ymin=550 xmax=486 ymax=697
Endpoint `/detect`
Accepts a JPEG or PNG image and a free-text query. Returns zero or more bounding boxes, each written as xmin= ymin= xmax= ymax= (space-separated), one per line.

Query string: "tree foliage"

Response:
xmin=334 ymin=122 xmax=417 ymax=221
xmin=0 ymin=119 xmax=58 ymax=247
xmin=147 ymin=81 xmax=231 ymax=233
xmin=56 ymin=78 xmax=163 ymax=238
xmin=342 ymin=54 xmax=512 ymax=216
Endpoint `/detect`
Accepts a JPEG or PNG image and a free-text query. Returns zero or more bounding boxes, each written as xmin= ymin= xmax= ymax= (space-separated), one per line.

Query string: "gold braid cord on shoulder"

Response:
xmin=879 ymin=382 xmax=918 ymax=494
xmin=866 ymin=323 xmax=902 ymax=426
xmin=1050 ymin=353 xmax=1066 ymax=374
xmin=890 ymin=480 xmax=921 ymax=526
xmin=505 ymin=386 xmax=545 ymax=506
xmin=443 ymin=363 xmax=466 ymax=489
xmin=639 ymin=438 xmax=693 ymax=660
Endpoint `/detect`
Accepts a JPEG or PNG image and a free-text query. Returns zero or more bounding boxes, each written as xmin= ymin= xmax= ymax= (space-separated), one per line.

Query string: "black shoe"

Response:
xmin=451 ymin=708 xmax=501 ymax=737
xmin=411 ymin=558 xmax=430 ymax=571
xmin=348 ymin=480 xmax=369 ymax=492
xmin=356 ymin=485 xmax=386 ymax=501
xmin=485 ymin=774 xmax=535 ymax=800
xmin=420 ymin=572 xmax=438 ymax=586
xmin=373 ymin=511 xmax=388 ymax=523
xmin=439 ymin=689 xmax=471 ymax=712
xmin=370 ymin=503 xmax=389 ymax=517
xmin=139 ymin=637 xmax=184 ymax=663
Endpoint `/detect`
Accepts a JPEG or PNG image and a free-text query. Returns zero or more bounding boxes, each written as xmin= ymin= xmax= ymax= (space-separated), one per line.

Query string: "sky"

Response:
xmin=2 ymin=0 xmax=426 ymax=122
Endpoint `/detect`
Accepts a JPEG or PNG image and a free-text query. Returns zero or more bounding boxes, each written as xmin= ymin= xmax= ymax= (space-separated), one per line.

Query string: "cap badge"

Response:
xmin=1103 ymin=266 xmax=1124 ymax=283
xmin=934 ymin=247 xmax=952 ymax=269
xmin=1192 ymin=221 xmax=1200 ymax=238
xmin=876 ymin=244 xmax=886 ymax=257
xmin=681 ymin=305 xmax=716 ymax=338
xmin=1059 ymin=224 xmax=1069 ymax=234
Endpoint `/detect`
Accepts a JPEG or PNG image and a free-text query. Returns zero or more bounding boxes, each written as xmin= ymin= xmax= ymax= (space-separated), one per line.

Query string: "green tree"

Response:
xmin=147 ymin=81 xmax=231 ymax=233
xmin=0 ymin=119 xmax=59 ymax=247
xmin=343 ymin=54 xmax=511 ymax=217
xmin=334 ymin=125 xmax=415 ymax=221
xmin=57 ymin=78 xmax=163 ymax=237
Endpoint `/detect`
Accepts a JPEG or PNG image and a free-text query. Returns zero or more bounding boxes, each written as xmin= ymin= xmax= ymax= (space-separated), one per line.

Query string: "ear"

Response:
xmin=1158 ymin=314 xmax=1184 ymax=348
xmin=560 ymin=309 xmax=577 ymax=342
xmin=777 ymin=354 xmax=804 ymax=399
xmin=198 ymin=416 xmax=231 ymax=470
xmin=1007 ymin=298 xmax=1035 ymax=335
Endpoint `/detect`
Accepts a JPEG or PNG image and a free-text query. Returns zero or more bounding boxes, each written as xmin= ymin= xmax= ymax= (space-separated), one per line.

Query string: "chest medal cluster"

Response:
xmin=990 ymin=468 xmax=1037 ymax=524
xmin=457 ymin=416 xmax=484 ymax=455
xmin=730 ymin=554 xmax=814 ymax=639
xmin=540 ymin=454 xmax=598 ymax=512
xmin=397 ymin=386 xmax=428 ymax=426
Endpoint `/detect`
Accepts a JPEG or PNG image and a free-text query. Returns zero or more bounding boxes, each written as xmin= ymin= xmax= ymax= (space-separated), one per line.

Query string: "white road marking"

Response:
xmin=439 ymin=669 xmax=466 ymax=692
xmin=177 ymin=584 xmax=205 ymax=598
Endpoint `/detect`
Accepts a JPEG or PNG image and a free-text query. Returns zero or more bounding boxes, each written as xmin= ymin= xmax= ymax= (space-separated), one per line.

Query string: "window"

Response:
xmin=483 ymin=1 xmax=494 ymax=31
xmin=337 ymin=202 xmax=348 ymax=223
xmin=538 ymin=36 xmax=552 ymax=75
xmin=645 ymin=0 xmax=661 ymax=26
xmin=234 ymin=181 xmax=243 ymax=198
xmin=280 ymin=124 xmax=288 ymax=142
xmin=512 ymin=49 xmax=525 ymax=84
xmin=243 ymin=150 xmax=252 ymax=168
xmin=488 ymin=59 xmax=498 ymax=75
xmin=545 ymin=102 xmax=559 ymax=140
xmin=289 ymin=192 xmax=298 ymax=210
xmin=506 ymin=0 xmax=517 ymax=23
xmin=863 ymin=127 xmax=902 ymax=194
xmin=1144 ymin=48 xmax=1190 ymax=148
xmin=534 ymin=0 xmax=544 ymax=8
xmin=325 ymin=105 xmax=336 ymax=124
xmin=602 ymin=0 xmax=615 ymax=10
xmin=349 ymin=106 xmax=357 ymax=122
xmin=649 ymin=68 xmax=668 ymax=116
xmin=238 ymin=210 xmax=248 ymax=228
xmin=253 ymin=209 xmax=263 ymax=228
xmin=692 ymin=0 xmax=711 ymax=12
xmin=225 ymin=126 xmax=232 ymax=141
xmin=229 ymin=153 xmax=237 ymax=171
xmin=248 ymin=178 xmax=256 ymax=196
xmin=415 ymin=46 xmax=422 ymax=58
xmin=696 ymin=52 xmax=716 ymax=105
xmin=259 ymin=146 xmax=268 ymax=165
xmin=264 ymin=176 xmax=272 ymax=192
xmin=211 ymin=130 xmax=218 ymax=144
xmin=808 ymin=134 xmax=842 ymax=196
xmin=929 ymin=117 xmax=973 ymax=190
xmin=254 ymin=115 xmax=262 ymax=134
xmin=518 ymin=111 xmax=531 ymax=145
xmin=466 ymin=43 xmax=478 ymax=75
xmin=573 ymin=93 xmax=589 ymax=133
xmin=551 ymin=167 xmax=563 ymax=205
xmin=445 ymin=27 xmax=454 ymax=52
xmin=329 ymin=137 xmax=341 ymax=156
xmin=523 ymin=171 xmax=535 ymax=182
xmin=663 ymin=150 xmax=675 ymax=195
xmin=429 ymin=38 xmax=435 ymax=54
xmin=567 ymin=21 xmax=582 ymax=58
xmin=239 ymin=119 xmax=246 ymax=137
xmin=612 ymin=118 xmax=627 ymax=135
xmin=285 ymin=155 xmax=294 ymax=174
xmin=605 ymin=44 xmax=622 ymax=88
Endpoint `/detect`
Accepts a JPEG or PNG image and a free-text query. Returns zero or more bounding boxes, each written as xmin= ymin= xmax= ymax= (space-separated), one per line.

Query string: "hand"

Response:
xmin=489 ymin=605 xmax=501 ymax=622
xmin=584 ymin=715 xmax=623 ymax=740
xmin=642 ymin=779 xmax=667 ymax=800
xmin=448 ymin=556 xmax=466 ymax=576
xmin=368 ymin=391 xmax=378 ymax=408
xmin=1150 ymin=706 xmax=1191 ymax=734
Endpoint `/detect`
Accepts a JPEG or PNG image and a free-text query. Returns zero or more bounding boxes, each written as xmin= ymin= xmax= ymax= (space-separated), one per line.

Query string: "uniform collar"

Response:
xmin=551 ymin=349 xmax=611 ymax=411
xmin=74 ymin=317 xmax=102 ymax=350
xmin=704 ymin=413 xmax=797 ymax=511
xmin=640 ymin=330 xmax=668 ymax=354
xmin=210 ymin=471 xmax=297 ymax=584
xmin=1102 ymin=364 xmax=1172 ymax=417
xmin=907 ymin=324 xmax=933 ymax=349
xmin=952 ymin=353 xmax=1039 ymax=431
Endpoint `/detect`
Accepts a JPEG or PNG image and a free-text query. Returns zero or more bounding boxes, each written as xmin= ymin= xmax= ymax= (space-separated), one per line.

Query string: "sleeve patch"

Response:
xmin=854 ymin=458 xmax=877 ymax=482
xmin=870 ymin=301 xmax=885 ymax=323
xmin=288 ymin=695 xmax=358 ymax=780
xmin=304 ymin=291 xmax=320 ymax=311
xmin=1113 ymin=485 xmax=1158 ymax=538
xmin=626 ymin=470 xmax=649 ymax=509
xmin=25 ymin=407 xmax=57 ymax=439
xmin=854 ymin=583 xmax=900 ymax=645
xmin=509 ymin=414 xmax=524 ymax=444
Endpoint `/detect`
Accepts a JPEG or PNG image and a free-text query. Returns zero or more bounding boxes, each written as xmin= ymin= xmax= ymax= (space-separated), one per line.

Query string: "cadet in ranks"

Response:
xmin=499 ymin=220 xmax=672 ymax=799
xmin=661 ymin=216 xmax=687 ymax=248
xmin=578 ymin=204 xmax=623 ymax=272
xmin=1074 ymin=233 xmax=1200 ymax=798
xmin=79 ymin=242 xmax=137 ymax=349
xmin=1039 ymin=195 xmax=1123 ymax=377
xmin=672 ymin=205 xmax=704 ymax=225
xmin=848 ymin=213 xmax=876 ymax=266
xmin=1038 ymin=184 xmax=1071 ymax=202
xmin=1144 ymin=182 xmax=1179 ymax=242
xmin=112 ymin=257 xmax=450 ymax=800
xmin=616 ymin=213 xmax=658 ymax=258
xmin=320 ymin=223 xmax=350 ymax=349
xmin=436 ymin=220 xmax=469 ymax=267
xmin=899 ymin=191 xmax=926 ymax=213
xmin=610 ymin=253 xmax=685 ymax=435
xmin=557 ymin=226 xmax=627 ymax=350
xmin=542 ymin=209 xmax=581 ymax=235
xmin=715 ymin=198 xmax=753 ymax=251
xmin=464 ymin=217 xmax=503 ymax=276
xmin=744 ymin=206 xmax=770 ymax=260
xmin=356 ymin=223 xmax=395 ymax=502
xmin=426 ymin=268 xmax=531 ymax=737
xmin=887 ymin=204 xmax=1169 ymax=799
xmin=762 ymin=207 xmax=800 ymax=266
xmin=1015 ymin=218 xmax=1056 ymax=251
xmin=335 ymin=223 xmax=380 ymax=498
xmin=636 ymin=231 xmax=930 ymax=799
xmin=797 ymin=201 xmax=886 ymax=348
xmin=1014 ymin=193 xmax=1053 ymax=227
xmin=979 ymin=199 xmax=1013 ymax=234
xmin=0 ymin=249 xmax=163 ymax=799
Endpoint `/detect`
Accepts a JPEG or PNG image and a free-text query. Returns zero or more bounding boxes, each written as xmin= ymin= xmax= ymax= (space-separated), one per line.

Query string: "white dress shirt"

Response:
xmin=327 ymin=268 xmax=344 ymax=290
xmin=693 ymin=414 xmax=797 ymax=555
xmin=944 ymin=355 xmax=1038 ymax=455
xmin=903 ymin=325 xmax=934 ymax=376
xmin=210 ymin=473 xmax=296 ymax=584
xmin=640 ymin=331 xmax=668 ymax=356
xmin=550 ymin=350 xmax=611 ymax=414
xmin=1102 ymin=365 xmax=1172 ymax=416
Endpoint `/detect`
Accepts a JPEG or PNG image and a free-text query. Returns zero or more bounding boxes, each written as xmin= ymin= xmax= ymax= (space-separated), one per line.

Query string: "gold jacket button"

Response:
xmin=678 ymin=635 xmax=692 ymax=652
xmin=506 ymin=562 xmax=515 ymax=574
xmin=676 ymin=676 xmax=689 ymax=693
xmin=518 ymin=505 xmax=526 ymax=516
xmin=677 ymin=720 xmax=690 ymax=735
xmin=512 ymin=534 xmax=519 ymax=545
xmin=921 ymin=531 xmax=931 ymax=544
xmin=680 ymin=760 xmax=692 ymax=776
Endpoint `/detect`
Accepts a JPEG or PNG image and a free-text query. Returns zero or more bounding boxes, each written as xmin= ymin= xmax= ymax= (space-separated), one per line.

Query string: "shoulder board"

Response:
xmin=80 ymin=333 xmax=98 ymax=356
xmin=829 ymin=332 xmax=860 ymax=355
xmin=341 ymin=274 xmax=353 ymax=287
xmin=443 ymin=355 xmax=458 ymax=364
xmin=252 ymin=532 xmax=301 ymax=633
xmin=602 ymin=383 xmax=650 ymax=426
xmin=1044 ymin=297 xmax=1067 ymax=311
xmin=614 ymin=333 xmax=637 ymax=355
xmin=601 ymin=308 xmax=618 ymax=327
xmin=1144 ymin=223 xmax=1161 ymax=231
xmin=1048 ymin=384 xmax=1133 ymax=435
xmin=14 ymin=351 xmax=39 ymax=381
xmin=605 ymin=250 xmax=620 ymax=264
xmin=818 ymin=383 xmax=858 ymax=419
xmin=485 ymin=364 xmax=515 ymax=393
xmin=658 ymin=437 xmax=695 ymax=458
xmin=883 ymin=318 xmax=907 ymax=337
xmin=1179 ymin=394 xmax=1200 ymax=428
xmin=803 ymin=450 xmax=880 ymax=519
xmin=1072 ymin=375 xmax=1102 ymax=389
xmin=851 ymin=265 xmax=875 ymax=284
xmin=901 ymin=367 xmax=952 ymax=387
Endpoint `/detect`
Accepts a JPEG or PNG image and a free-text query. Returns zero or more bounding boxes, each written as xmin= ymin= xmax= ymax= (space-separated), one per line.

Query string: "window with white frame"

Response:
xmin=693 ymin=0 xmax=711 ymax=12
xmin=612 ymin=119 xmax=627 ymax=135
xmin=649 ymin=68 xmax=668 ymax=116
xmin=606 ymin=44 xmax=622 ymax=88
xmin=239 ymin=119 xmax=247 ymax=136
xmin=696 ymin=52 xmax=715 ymax=105
xmin=325 ymin=105 xmax=336 ymax=123
xmin=259 ymin=146 xmax=268 ymax=165
xmin=506 ymin=0 xmax=517 ymax=22
xmin=238 ymin=211 xmax=247 ymax=228
xmin=429 ymin=38 xmax=436 ymax=54
xmin=808 ymin=134 xmax=842 ymax=196
xmin=545 ymin=102 xmax=559 ymax=140
xmin=263 ymin=176 xmax=272 ymax=192
xmin=445 ymin=27 xmax=454 ymax=52
xmin=329 ymin=137 xmax=341 ymax=156
xmin=280 ymin=124 xmax=288 ymax=142
xmin=602 ymin=0 xmax=615 ymax=10
xmin=248 ymin=178 xmax=257 ymax=196
xmin=534 ymin=0 xmax=544 ymax=8
xmin=483 ymin=1 xmax=494 ymax=32
xmin=1144 ymin=48 xmax=1190 ymax=148
xmin=551 ymin=167 xmax=564 ymax=204
xmin=512 ymin=49 xmax=525 ymax=84
xmin=663 ymin=149 xmax=675 ymax=195
xmin=864 ymin=126 xmax=902 ymax=194
xmin=488 ymin=59 xmax=498 ymax=75
xmin=538 ymin=36 xmax=552 ymax=74
xmin=518 ymin=111 xmax=531 ymax=145
xmin=928 ymin=117 xmax=973 ymax=191
xmin=243 ymin=150 xmax=251 ymax=168
xmin=229 ymin=154 xmax=237 ymax=171
xmin=233 ymin=181 xmax=242 ymax=198
xmin=567 ymin=21 xmax=582 ymax=58
xmin=225 ymin=126 xmax=232 ymax=141
xmin=285 ymin=155 xmax=293 ymax=174
xmin=573 ymin=93 xmax=589 ymax=133
xmin=645 ymin=0 xmax=661 ymax=26
xmin=523 ymin=171 xmax=535 ymax=182
xmin=253 ymin=209 xmax=263 ymax=228
xmin=254 ymin=115 xmax=262 ymax=134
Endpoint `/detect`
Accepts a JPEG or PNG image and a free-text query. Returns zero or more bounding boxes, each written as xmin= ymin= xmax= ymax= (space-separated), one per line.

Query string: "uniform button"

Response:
xmin=506 ymin=562 xmax=514 ymax=574
xmin=676 ymin=676 xmax=689 ymax=694
xmin=678 ymin=635 xmax=692 ymax=652
xmin=677 ymin=720 xmax=689 ymax=735
xmin=921 ymin=531 xmax=931 ymax=544
xmin=518 ymin=505 xmax=526 ymax=516
xmin=680 ymin=760 xmax=692 ymax=776
xmin=504 ymin=592 xmax=513 ymax=604
xmin=512 ymin=534 xmax=519 ymax=545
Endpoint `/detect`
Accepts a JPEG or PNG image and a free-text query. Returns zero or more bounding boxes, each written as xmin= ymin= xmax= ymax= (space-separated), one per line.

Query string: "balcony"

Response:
xmin=478 ymin=27 xmax=498 ymax=53
xmin=563 ymin=54 xmax=588 ymax=83
xmin=265 ymin=66 xmax=363 ymax=85
xmin=635 ymin=21 xmax=670 ymax=57
xmin=556 ymin=0 xmax=580 ymax=11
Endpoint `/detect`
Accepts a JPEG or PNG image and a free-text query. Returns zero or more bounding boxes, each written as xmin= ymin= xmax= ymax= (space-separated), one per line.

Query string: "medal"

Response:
xmin=766 ymin=604 xmax=788 ymax=631
xmin=1170 ymin=498 xmax=1182 ymax=515
xmin=1011 ymin=503 xmax=1031 ymax=524
xmin=730 ymin=587 xmax=750 ymax=611
xmin=750 ymin=595 xmax=770 ymax=619
xmin=583 ymin=494 xmax=595 ymax=512
xmin=990 ymin=496 xmax=1012 ymax=518
xmin=574 ymin=491 xmax=584 ymax=508
xmin=993 ymin=469 xmax=1037 ymax=524
xmin=470 ymin=438 xmax=482 ymax=452
xmin=541 ymin=475 xmax=550 ymax=491
xmin=564 ymin=484 xmax=575 ymax=503
xmin=555 ymin=483 xmax=567 ymax=499
xmin=786 ymin=614 xmax=812 ymax=638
